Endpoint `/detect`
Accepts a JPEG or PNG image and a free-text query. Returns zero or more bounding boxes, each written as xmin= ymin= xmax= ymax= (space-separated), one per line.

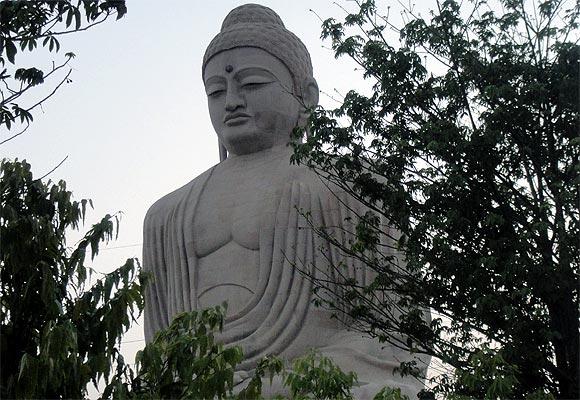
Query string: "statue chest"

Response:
xmin=192 ymin=172 xmax=280 ymax=257
xmin=191 ymin=170 xmax=282 ymax=314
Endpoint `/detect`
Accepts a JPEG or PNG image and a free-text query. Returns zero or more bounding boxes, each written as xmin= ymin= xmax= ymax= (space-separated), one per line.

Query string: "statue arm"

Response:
xmin=143 ymin=207 xmax=170 ymax=342
xmin=319 ymin=184 xmax=431 ymax=396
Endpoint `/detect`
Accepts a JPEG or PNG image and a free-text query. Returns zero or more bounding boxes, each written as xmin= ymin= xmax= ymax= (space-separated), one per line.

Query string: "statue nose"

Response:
xmin=225 ymin=88 xmax=245 ymax=111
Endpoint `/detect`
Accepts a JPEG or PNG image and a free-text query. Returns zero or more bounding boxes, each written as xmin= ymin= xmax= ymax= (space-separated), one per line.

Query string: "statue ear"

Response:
xmin=302 ymin=77 xmax=319 ymax=109
xmin=298 ymin=77 xmax=319 ymax=128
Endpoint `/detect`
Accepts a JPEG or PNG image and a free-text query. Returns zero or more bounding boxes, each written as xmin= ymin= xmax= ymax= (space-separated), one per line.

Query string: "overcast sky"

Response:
xmin=2 ymin=1 xmax=429 ymax=395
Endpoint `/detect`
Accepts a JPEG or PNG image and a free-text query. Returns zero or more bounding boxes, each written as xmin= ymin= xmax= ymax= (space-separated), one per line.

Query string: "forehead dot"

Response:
xmin=225 ymin=64 xmax=234 ymax=73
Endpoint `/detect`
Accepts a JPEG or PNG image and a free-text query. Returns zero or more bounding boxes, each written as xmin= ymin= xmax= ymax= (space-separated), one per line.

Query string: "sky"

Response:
xmin=2 ymin=0 xmax=431 ymax=395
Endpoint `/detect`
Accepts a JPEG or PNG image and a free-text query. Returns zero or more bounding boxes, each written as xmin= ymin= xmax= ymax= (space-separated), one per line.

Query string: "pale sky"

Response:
xmin=2 ymin=0 xmax=431 ymax=395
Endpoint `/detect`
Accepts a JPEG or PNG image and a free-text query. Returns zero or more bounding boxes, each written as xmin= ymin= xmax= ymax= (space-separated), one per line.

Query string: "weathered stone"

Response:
xmin=143 ymin=4 xmax=428 ymax=398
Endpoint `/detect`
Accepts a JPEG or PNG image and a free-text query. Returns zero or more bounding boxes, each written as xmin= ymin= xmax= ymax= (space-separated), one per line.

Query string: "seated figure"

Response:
xmin=143 ymin=4 xmax=428 ymax=398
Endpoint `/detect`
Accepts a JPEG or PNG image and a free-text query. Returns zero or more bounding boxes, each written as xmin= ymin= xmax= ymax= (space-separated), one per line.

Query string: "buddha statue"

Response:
xmin=143 ymin=4 xmax=428 ymax=398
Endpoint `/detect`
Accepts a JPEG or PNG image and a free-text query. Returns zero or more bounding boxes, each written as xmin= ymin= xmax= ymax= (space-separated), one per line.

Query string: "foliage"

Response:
xmin=0 ymin=158 xmax=147 ymax=398
xmin=0 ymin=0 xmax=127 ymax=140
xmin=236 ymin=354 xmax=285 ymax=399
xmin=103 ymin=306 xmax=244 ymax=399
xmin=293 ymin=0 xmax=579 ymax=398
xmin=284 ymin=350 xmax=357 ymax=400
xmin=372 ymin=386 xmax=410 ymax=400
xmin=451 ymin=344 xmax=520 ymax=399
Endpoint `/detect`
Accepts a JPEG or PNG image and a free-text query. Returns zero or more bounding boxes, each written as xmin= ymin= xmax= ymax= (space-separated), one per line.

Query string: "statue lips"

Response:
xmin=224 ymin=112 xmax=251 ymax=126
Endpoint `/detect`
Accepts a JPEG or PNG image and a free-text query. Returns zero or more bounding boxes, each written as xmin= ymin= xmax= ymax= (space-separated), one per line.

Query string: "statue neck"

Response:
xmin=221 ymin=143 xmax=294 ymax=169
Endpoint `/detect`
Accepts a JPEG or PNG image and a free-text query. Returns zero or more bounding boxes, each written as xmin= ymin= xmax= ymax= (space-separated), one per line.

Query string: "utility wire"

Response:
xmin=101 ymin=243 xmax=143 ymax=251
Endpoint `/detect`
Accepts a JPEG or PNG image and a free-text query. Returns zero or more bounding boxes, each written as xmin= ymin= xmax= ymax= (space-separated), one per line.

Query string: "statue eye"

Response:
xmin=240 ymin=76 xmax=275 ymax=89
xmin=207 ymin=88 xmax=225 ymax=97
xmin=241 ymin=82 xmax=270 ymax=90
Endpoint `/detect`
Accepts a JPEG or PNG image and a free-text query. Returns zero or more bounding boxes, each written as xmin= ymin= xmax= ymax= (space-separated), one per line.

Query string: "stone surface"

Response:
xmin=143 ymin=4 xmax=429 ymax=398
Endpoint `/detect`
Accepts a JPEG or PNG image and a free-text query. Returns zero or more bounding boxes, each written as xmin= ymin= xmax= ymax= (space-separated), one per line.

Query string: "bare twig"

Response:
xmin=10 ymin=12 xmax=113 ymax=41
xmin=36 ymin=155 xmax=69 ymax=181
xmin=0 ymin=55 xmax=72 ymax=107
xmin=25 ymin=68 xmax=72 ymax=114
xmin=0 ymin=122 xmax=30 ymax=145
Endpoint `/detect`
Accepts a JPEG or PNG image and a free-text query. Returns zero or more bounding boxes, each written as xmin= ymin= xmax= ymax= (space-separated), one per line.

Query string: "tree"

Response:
xmin=0 ymin=0 xmax=127 ymax=142
xmin=292 ymin=0 xmax=579 ymax=398
xmin=0 ymin=158 xmax=146 ymax=398
xmin=102 ymin=306 xmax=246 ymax=399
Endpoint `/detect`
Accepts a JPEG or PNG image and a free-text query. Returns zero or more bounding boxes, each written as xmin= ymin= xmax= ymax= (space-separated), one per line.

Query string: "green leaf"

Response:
xmin=5 ymin=39 xmax=17 ymax=63
xmin=66 ymin=9 xmax=74 ymax=28
xmin=75 ymin=8 xmax=82 ymax=30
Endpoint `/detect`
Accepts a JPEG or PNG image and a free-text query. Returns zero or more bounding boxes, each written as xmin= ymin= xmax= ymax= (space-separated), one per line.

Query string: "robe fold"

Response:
xmin=143 ymin=162 xmax=428 ymax=398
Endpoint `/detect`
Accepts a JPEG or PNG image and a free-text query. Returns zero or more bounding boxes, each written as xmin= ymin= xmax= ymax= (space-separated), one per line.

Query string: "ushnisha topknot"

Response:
xmin=202 ymin=3 xmax=313 ymax=97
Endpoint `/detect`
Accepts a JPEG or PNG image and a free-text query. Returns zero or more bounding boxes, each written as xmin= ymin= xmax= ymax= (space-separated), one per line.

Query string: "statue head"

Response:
xmin=202 ymin=4 xmax=319 ymax=159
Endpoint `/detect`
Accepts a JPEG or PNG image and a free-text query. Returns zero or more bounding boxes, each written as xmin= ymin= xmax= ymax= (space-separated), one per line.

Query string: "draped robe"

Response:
xmin=143 ymin=159 xmax=428 ymax=397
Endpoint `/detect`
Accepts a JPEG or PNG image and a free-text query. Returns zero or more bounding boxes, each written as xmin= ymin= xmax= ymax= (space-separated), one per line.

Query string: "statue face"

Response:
xmin=203 ymin=47 xmax=301 ymax=156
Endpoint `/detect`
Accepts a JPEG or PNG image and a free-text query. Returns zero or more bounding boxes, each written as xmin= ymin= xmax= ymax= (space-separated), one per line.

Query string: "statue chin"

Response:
xmin=219 ymin=132 xmax=278 ymax=156
xmin=216 ymin=117 xmax=298 ymax=157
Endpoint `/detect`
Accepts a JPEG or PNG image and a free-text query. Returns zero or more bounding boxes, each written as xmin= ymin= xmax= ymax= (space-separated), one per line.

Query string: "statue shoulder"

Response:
xmin=285 ymin=162 xmax=345 ymax=198
xmin=144 ymin=166 xmax=215 ymax=227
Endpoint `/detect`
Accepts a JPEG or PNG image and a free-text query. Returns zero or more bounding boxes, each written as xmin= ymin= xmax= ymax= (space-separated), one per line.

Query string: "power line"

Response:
xmin=121 ymin=338 xmax=145 ymax=344
xmin=101 ymin=243 xmax=143 ymax=251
